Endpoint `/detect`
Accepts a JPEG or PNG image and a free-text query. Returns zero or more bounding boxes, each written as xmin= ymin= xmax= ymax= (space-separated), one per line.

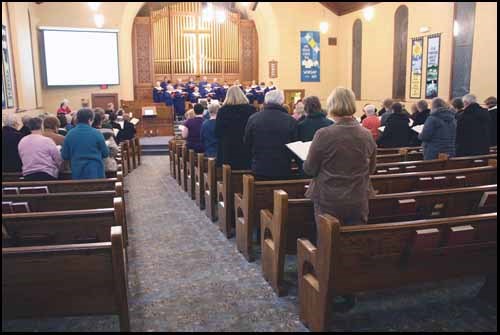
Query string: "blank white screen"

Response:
xmin=43 ymin=29 xmax=119 ymax=86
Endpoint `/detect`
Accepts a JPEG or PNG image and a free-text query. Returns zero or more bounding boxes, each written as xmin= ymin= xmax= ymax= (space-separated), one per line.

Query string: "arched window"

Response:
xmin=352 ymin=19 xmax=362 ymax=100
xmin=392 ymin=5 xmax=409 ymax=100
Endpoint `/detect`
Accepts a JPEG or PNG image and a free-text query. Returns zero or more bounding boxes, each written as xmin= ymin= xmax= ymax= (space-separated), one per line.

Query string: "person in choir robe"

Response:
xmin=234 ymin=80 xmax=245 ymax=92
xmin=412 ymin=100 xmax=431 ymax=126
xmin=419 ymin=98 xmax=456 ymax=160
xmin=189 ymin=86 xmax=202 ymax=104
xmin=215 ymin=86 xmax=256 ymax=169
xmin=62 ymin=108 xmax=109 ymax=180
xmin=378 ymin=98 xmax=393 ymax=117
xmin=245 ymin=85 xmax=256 ymax=105
xmin=484 ymin=96 xmax=497 ymax=146
xmin=160 ymin=76 xmax=169 ymax=90
xmin=201 ymin=102 xmax=220 ymax=158
xmin=244 ymin=90 xmax=298 ymax=180
xmin=42 ymin=116 xmax=65 ymax=146
xmin=181 ymin=103 xmax=205 ymax=153
xmin=164 ymin=85 xmax=175 ymax=107
xmin=153 ymin=81 xmax=165 ymax=103
xmin=19 ymin=115 xmax=32 ymax=137
xmin=199 ymin=76 xmax=209 ymax=95
xmin=218 ymin=81 xmax=230 ymax=101
xmin=2 ymin=113 xmax=23 ymax=173
xmin=264 ymin=81 xmax=276 ymax=95
xmin=212 ymin=78 xmax=220 ymax=89
xmin=361 ymin=105 xmax=380 ymax=141
xmin=455 ymin=94 xmax=491 ymax=157
xmin=174 ymin=78 xmax=185 ymax=91
xmin=377 ymin=102 xmax=414 ymax=148
xmin=254 ymin=82 xmax=266 ymax=105
xmin=186 ymin=77 xmax=196 ymax=93
xmin=298 ymin=96 xmax=333 ymax=142
xmin=204 ymin=84 xmax=216 ymax=100
xmin=18 ymin=117 xmax=63 ymax=181
xmin=173 ymin=86 xmax=187 ymax=121
xmin=57 ymin=99 xmax=72 ymax=115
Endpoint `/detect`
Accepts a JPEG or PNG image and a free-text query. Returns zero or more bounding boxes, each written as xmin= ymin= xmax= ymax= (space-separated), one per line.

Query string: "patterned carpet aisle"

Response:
xmin=3 ymin=155 xmax=496 ymax=332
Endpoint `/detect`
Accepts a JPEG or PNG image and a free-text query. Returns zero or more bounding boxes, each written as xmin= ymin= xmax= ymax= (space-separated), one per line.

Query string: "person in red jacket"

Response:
xmin=57 ymin=99 xmax=72 ymax=115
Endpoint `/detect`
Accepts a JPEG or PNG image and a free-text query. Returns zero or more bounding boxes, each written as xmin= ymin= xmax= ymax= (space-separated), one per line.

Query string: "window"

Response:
xmin=352 ymin=19 xmax=362 ymax=100
xmin=392 ymin=5 xmax=408 ymax=100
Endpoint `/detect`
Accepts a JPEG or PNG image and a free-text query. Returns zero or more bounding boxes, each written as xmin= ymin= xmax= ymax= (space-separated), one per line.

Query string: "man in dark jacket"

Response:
xmin=484 ymin=96 xmax=497 ymax=146
xmin=117 ymin=114 xmax=136 ymax=144
xmin=377 ymin=102 xmax=414 ymax=148
xmin=298 ymin=96 xmax=333 ymax=142
xmin=244 ymin=90 xmax=298 ymax=180
xmin=2 ymin=114 xmax=24 ymax=172
xmin=412 ymin=100 xmax=431 ymax=126
xmin=456 ymin=94 xmax=491 ymax=157
xmin=378 ymin=98 xmax=393 ymax=117
xmin=19 ymin=115 xmax=32 ymax=137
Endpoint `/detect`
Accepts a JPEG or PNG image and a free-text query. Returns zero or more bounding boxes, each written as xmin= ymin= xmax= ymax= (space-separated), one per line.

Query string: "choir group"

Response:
xmin=152 ymin=77 xmax=276 ymax=119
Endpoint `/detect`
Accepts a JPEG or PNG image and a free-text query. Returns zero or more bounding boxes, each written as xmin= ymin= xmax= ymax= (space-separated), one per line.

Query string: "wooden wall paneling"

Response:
xmin=91 ymin=93 xmax=118 ymax=110
xmin=132 ymin=17 xmax=154 ymax=100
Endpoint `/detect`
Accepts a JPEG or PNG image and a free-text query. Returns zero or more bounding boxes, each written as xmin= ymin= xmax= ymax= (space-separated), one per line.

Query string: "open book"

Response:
xmin=412 ymin=124 xmax=424 ymax=134
xmin=113 ymin=128 xmax=120 ymax=137
xmin=130 ymin=118 xmax=140 ymax=126
xmin=286 ymin=141 xmax=312 ymax=161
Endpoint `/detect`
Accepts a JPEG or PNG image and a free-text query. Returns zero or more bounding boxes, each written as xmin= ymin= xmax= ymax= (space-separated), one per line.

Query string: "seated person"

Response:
xmin=57 ymin=99 xmax=72 ymax=115
xmin=298 ymin=96 xmax=333 ymax=142
xmin=18 ymin=117 xmax=63 ymax=181
xmin=56 ymin=114 xmax=69 ymax=135
xmin=377 ymin=102 xmax=414 ymax=148
xmin=2 ymin=113 xmax=23 ymax=172
xmin=244 ymin=90 xmax=298 ymax=180
xmin=19 ymin=115 xmax=32 ymax=137
xmin=92 ymin=112 xmax=119 ymax=172
xmin=61 ymin=108 xmax=109 ymax=180
xmin=181 ymin=103 xmax=205 ymax=153
xmin=201 ymin=102 xmax=220 ymax=158
xmin=42 ymin=116 xmax=65 ymax=145
xmin=116 ymin=114 xmax=137 ymax=144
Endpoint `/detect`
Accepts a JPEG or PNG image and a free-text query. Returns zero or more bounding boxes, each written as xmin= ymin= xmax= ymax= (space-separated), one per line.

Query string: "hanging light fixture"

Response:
xmin=363 ymin=6 xmax=375 ymax=21
xmin=202 ymin=3 xmax=215 ymax=22
xmin=319 ymin=8 xmax=329 ymax=34
xmin=94 ymin=13 xmax=104 ymax=28
xmin=88 ymin=2 xmax=100 ymax=11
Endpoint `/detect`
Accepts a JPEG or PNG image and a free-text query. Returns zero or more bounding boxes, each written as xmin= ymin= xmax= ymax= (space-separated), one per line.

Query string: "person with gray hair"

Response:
xmin=411 ymin=99 xmax=431 ymax=126
xmin=19 ymin=115 xmax=32 ymax=137
xmin=418 ymin=97 xmax=457 ymax=160
xmin=298 ymin=96 xmax=333 ymax=142
xmin=244 ymin=89 xmax=298 ymax=180
xmin=17 ymin=117 xmax=63 ymax=181
xmin=378 ymin=98 xmax=393 ymax=117
xmin=361 ymin=104 xmax=381 ymax=141
xmin=200 ymin=102 xmax=220 ymax=158
xmin=2 ymin=113 xmax=23 ymax=172
xmin=455 ymin=93 xmax=492 ymax=156
xmin=61 ymin=108 xmax=109 ymax=179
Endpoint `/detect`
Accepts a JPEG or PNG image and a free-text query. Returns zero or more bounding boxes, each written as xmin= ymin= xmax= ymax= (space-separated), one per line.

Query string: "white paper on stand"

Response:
xmin=378 ymin=126 xmax=386 ymax=132
xmin=286 ymin=141 xmax=312 ymax=161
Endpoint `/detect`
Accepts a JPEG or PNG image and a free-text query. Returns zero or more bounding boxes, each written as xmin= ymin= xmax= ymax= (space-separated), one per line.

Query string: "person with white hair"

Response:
xmin=200 ymin=101 xmax=220 ymax=158
xmin=456 ymin=93 xmax=492 ymax=156
xmin=418 ymin=97 xmax=457 ymax=160
xmin=57 ymin=98 xmax=72 ymax=115
xmin=244 ymin=89 xmax=298 ymax=180
xmin=214 ymin=85 xmax=256 ymax=169
xmin=361 ymin=104 xmax=381 ymax=141
xmin=2 ymin=113 xmax=23 ymax=172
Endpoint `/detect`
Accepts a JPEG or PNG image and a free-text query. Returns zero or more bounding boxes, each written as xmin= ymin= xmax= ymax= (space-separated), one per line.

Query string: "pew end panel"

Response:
xmin=195 ymin=154 xmax=207 ymax=210
xmin=186 ymin=149 xmax=197 ymax=200
xmin=204 ymin=159 xmax=219 ymax=222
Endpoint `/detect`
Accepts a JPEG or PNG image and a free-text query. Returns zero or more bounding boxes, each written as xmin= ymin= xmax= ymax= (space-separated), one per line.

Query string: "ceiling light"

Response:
xmin=88 ymin=2 xmax=100 ymax=11
xmin=202 ymin=3 xmax=215 ymax=22
xmin=320 ymin=21 xmax=329 ymax=34
xmin=420 ymin=26 xmax=430 ymax=33
xmin=94 ymin=14 xmax=104 ymax=28
xmin=216 ymin=9 xmax=226 ymax=24
xmin=363 ymin=6 xmax=375 ymax=21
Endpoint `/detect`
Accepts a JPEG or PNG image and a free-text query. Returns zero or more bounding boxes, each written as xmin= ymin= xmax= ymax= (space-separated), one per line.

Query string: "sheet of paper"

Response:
xmin=408 ymin=118 xmax=414 ymax=127
xmin=113 ymin=128 xmax=119 ymax=137
xmin=130 ymin=118 xmax=140 ymax=126
xmin=286 ymin=141 xmax=312 ymax=161
xmin=378 ymin=126 xmax=386 ymax=132
xmin=412 ymin=124 xmax=424 ymax=134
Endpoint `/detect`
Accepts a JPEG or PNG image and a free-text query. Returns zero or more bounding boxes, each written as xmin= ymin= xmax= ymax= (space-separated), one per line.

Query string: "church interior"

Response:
xmin=1 ymin=1 xmax=497 ymax=332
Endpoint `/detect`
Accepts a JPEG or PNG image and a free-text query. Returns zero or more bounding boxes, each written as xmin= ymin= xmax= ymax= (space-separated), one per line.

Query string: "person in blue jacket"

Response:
xmin=61 ymin=108 xmax=109 ymax=179
xmin=173 ymin=88 xmax=187 ymax=120
xmin=153 ymin=81 xmax=164 ymax=103
xmin=189 ymin=86 xmax=202 ymax=104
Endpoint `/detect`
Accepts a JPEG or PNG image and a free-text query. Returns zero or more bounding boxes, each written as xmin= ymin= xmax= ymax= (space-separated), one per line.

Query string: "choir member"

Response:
xmin=245 ymin=85 xmax=256 ymax=105
xmin=189 ymin=86 xmax=202 ymax=104
xmin=264 ymin=81 xmax=276 ymax=95
xmin=199 ymin=76 xmax=209 ymax=95
xmin=186 ymin=77 xmax=196 ymax=93
xmin=173 ymin=86 xmax=188 ymax=120
xmin=160 ymin=76 xmax=169 ymax=90
xmin=217 ymin=81 xmax=230 ymax=101
xmin=164 ymin=85 xmax=174 ymax=107
xmin=255 ymin=82 xmax=266 ymax=105
xmin=212 ymin=78 xmax=220 ymax=89
xmin=204 ymin=84 xmax=216 ymax=100
xmin=153 ymin=81 xmax=165 ymax=103
xmin=175 ymin=78 xmax=185 ymax=90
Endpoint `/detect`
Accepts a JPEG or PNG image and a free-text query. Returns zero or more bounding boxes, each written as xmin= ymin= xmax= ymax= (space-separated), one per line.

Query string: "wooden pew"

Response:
xmin=204 ymin=158 xmax=222 ymax=222
xmin=179 ymin=145 xmax=189 ymax=192
xmin=260 ymin=185 xmax=497 ymax=295
xmin=134 ymin=137 xmax=141 ymax=166
xmin=194 ymin=153 xmax=209 ymax=210
xmin=376 ymin=146 xmax=422 ymax=155
xmin=376 ymin=150 xmax=423 ymax=163
xmin=2 ymin=165 xmax=123 ymax=182
xmin=2 ymin=197 xmax=127 ymax=247
xmin=172 ymin=140 xmax=185 ymax=183
xmin=186 ymin=149 xmax=197 ymax=200
xmin=169 ymin=139 xmax=176 ymax=178
xmin=217 ymin=165 xmax=253 ymax=238
xmin=234 ymin=174 xmax=310 ymax=261
xmin=119 ymin=141 xmax=130 ymax=176
xmin=2 ymin=226 xmax=130 ymax=332
xmin=130 ymin=138 xmax=138 ymax=170
xmin=175 ymin=142 xmax=185 ymax=187
xmin=2 ymin=175 xmax=123 ymax=194
xmin=297 ymin=213 xmax=497 ymax=332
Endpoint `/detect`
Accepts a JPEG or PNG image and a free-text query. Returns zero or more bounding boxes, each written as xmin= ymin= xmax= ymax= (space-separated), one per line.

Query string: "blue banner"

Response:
xmin=300 ymin=31 xmax=320 ymax=82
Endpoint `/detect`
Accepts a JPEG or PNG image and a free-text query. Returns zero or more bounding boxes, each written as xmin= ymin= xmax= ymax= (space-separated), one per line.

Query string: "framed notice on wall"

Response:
xmin=425 ymin=34 xmax=441 ymax=99
xmin=300 ymin=31 xmax=320 ymax=82
xmin=2 ymin=24 xmax=15 ymax=109
xmin=269 ymin=60 xmax=278 ymax=79
xmin=410 ymin=37 xmax=424 ymax=99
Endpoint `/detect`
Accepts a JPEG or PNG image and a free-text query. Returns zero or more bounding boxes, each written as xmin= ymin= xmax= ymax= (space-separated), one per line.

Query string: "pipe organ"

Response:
xmin=132 ymin=2 xmax=258 ymax=101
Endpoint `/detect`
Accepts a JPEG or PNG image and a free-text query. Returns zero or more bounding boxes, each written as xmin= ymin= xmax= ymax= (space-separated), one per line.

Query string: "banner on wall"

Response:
xmin=425 ymin=34 xmax=441 ymax=99
xmin=2 ymin=25 xmax=15 ymax=109
xmin=410 ymin=37 xmax=424 ymax=99
xmin=300 ymin=31 xmax=320 ymax=82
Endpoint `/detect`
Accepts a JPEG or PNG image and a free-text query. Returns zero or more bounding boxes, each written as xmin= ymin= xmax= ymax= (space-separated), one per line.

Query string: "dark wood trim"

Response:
xmin=449 ymin=2 xmax=457 ymax=100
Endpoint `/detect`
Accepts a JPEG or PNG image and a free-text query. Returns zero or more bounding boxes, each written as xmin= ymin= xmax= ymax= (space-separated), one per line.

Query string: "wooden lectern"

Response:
xmin=121 ymin=101 xmax=174 ymax=137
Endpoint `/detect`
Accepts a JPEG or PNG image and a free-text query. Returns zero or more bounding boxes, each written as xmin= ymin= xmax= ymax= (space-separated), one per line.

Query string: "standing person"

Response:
xmin=292 ymin=101 xmax=306 ymax=121
xmin=244 ymin=90 xmax=298 ymax=180
xmin=92 ymin=111 xmax=119 ymax=173
xmin=172 ymin=87 xmax=187 ymax=121
xmin=450 ymin=97 xmax=465 ymax=117
xmin=19 ymin=115 xmax=32 ymax=137
xmin=298 ymin=96 xmax=333 ymax=142
xmin=57 ymin=99 xmax=72 ymax=115
xmin=456 ymin=94 xmax=492 ymax=157
xmin=116 ymin=114 xmax=136 ymax=144
xmin=153 ymin=81 xmax=165 ymax=103
xmin=379 ymin=102 xmax=394 ymax=126
xmin=361 ymin=104 xmax=381 ymax=141
xmin=377 ymin=102 xmax=414 ymax=148
xmin=18 ymin=117 xmax=63 ymax=181
xmin=214 ymin=85 xmax=256 ymax=169
xmin=61 ymin=108 xmax=109 ymax=179
xmin=419 ymin=98 xmax=457 ymax=160
xmin=42 ymin=116 xmax=65 ymax=146
xmin=2 ymin=114 xmax=23 ymax=172
xmin=484 ymin=96 xmax=497 ymax=146
xmin=412 ymin=99 xmax=431 ymax=126
xmin=201 ymin=102 xmax=220 ymax=158
xmin=378 ymin=98 xmax=393 ymax=117
xmin=181 ymin=103 xmax=205 ymax=153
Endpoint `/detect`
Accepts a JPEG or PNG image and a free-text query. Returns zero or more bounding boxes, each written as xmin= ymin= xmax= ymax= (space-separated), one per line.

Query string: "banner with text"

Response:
xmin=425 ymin=34 xmax=441 ymax=99
xmin=410 ymin=37 xmax=424 ymax=99
xmin=300 ymin=31 xmax=320 ymax=82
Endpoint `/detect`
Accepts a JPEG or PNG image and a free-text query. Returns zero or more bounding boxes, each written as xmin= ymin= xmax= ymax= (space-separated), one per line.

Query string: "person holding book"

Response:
xmin=377 ymin=102 xmax=414 ymax=148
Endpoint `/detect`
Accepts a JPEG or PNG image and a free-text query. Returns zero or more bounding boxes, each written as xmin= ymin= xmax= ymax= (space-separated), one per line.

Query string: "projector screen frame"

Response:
xmin=39 ymin=26 xmax=121 ymax=87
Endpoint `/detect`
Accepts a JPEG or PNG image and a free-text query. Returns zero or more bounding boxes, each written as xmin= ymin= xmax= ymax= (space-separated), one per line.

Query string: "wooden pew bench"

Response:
xmin=2 ymin=197 xmax=127 ymax=247
xmin=194 ymin=153 xmax=209 ymax=210
xmin=203 ymin=158 xmax=222 ymax=222
xmin=260 ymin=185 xmax=497 ymax=295
xmin=376 ymin=146 xmax=422 ymax=155
xmin=2 ymin=165 xmax=123 ymax=182
xmin=2 ymin=176 xmax=123 ymax=194
xmin=2 ymin=226 xmax=130 ymax=332
xmin=297 ymin=213 xmax=497 ymax=332
xmin=186 ymin=149 xmax=198 ymax=200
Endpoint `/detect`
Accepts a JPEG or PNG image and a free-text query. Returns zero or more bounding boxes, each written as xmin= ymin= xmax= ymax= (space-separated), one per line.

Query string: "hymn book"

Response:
xmin=286 ymin=141 xmax=312 ymax=161
xmin=412 ymin=124 xmax=424 ymax=134
xmin=130 ymin=118 xmax=140 ymax=126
